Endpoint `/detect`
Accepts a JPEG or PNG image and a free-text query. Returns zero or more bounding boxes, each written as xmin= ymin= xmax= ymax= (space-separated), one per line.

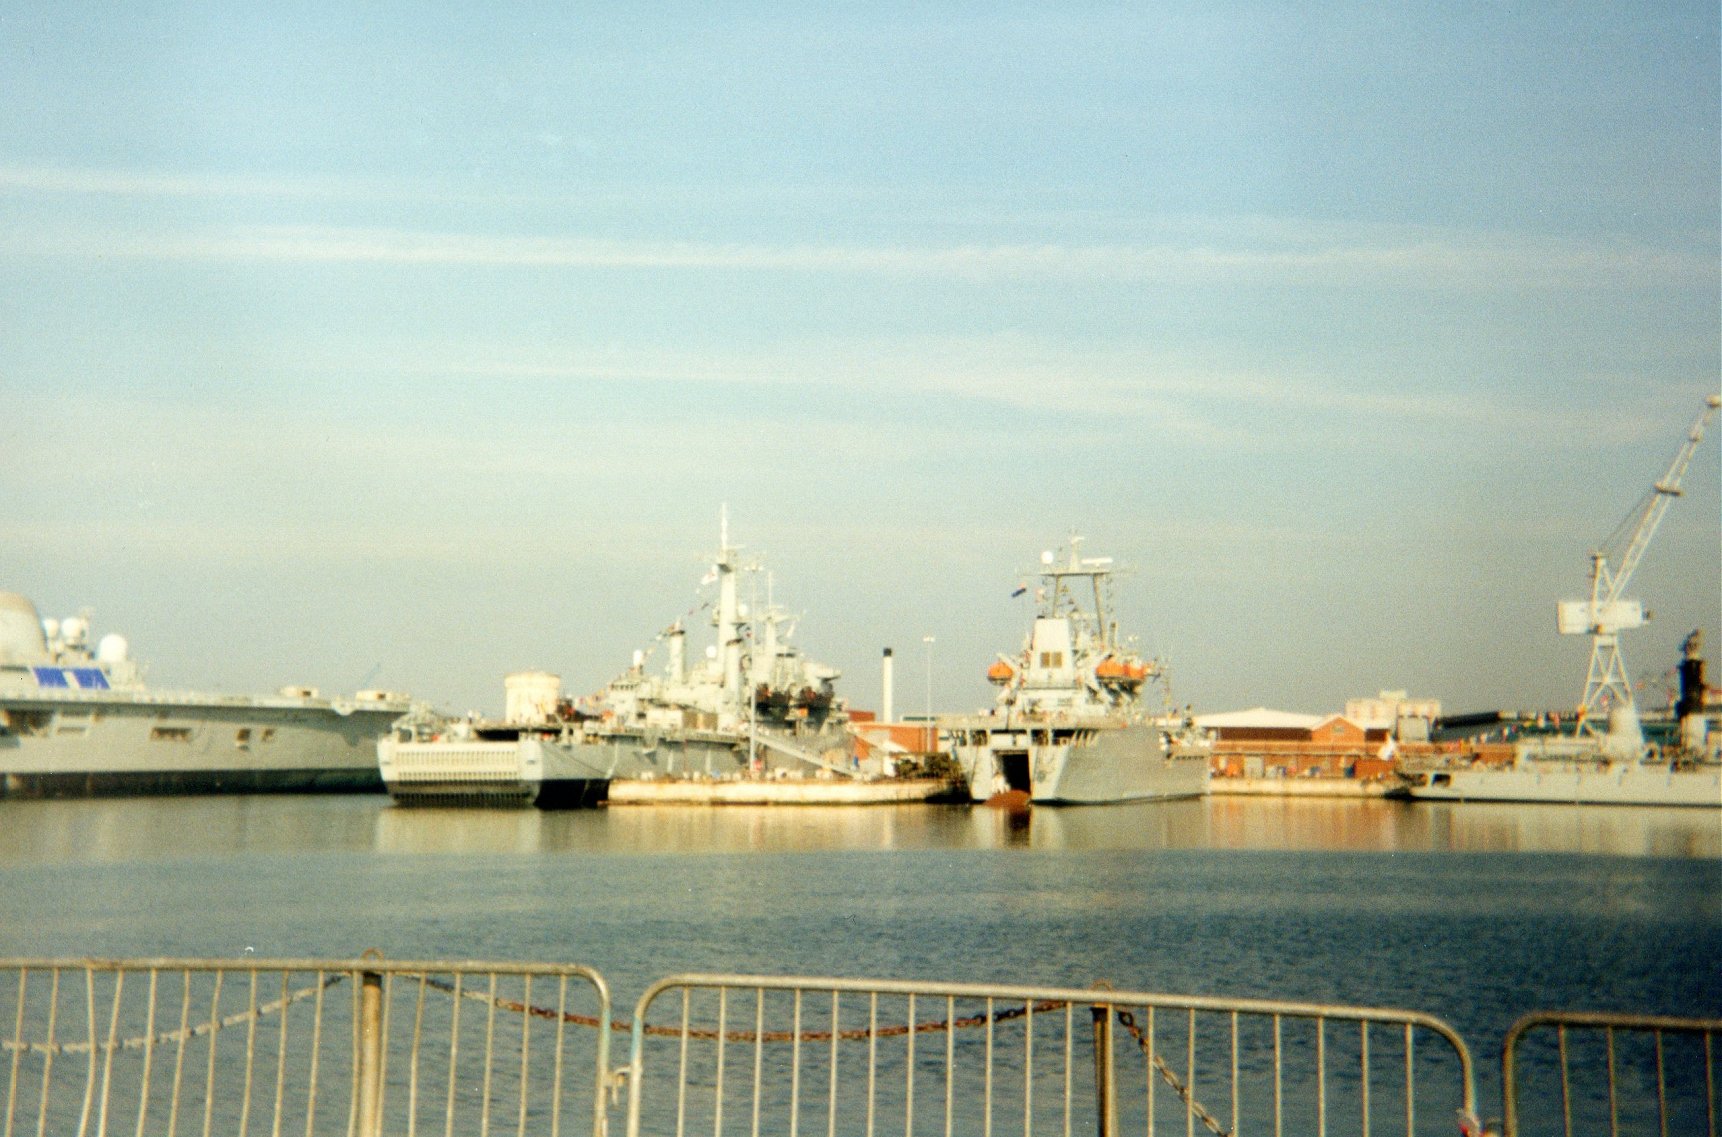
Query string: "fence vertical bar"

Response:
xmin=550 ymin=977 xmax=567 ymax=1137
xmin=715 ymin=987 xmax=729 ymax=1137
xmin=1023 ymin=1001 xmax=1035 ymax=1137
xmin=78 ymin=966 xmax=98 ymax=1137
xmin=789 ymin=989 xmax=801 ymax=1137
xmin=827 ymin=991 xmax=841 ymax=1137
xmin=135 ymin=969 xmax=159 ymax=1137
xmin=35 ymin=969 xmax=60 ymax=1137
xmin=271 ymin=971 xmax=290 ymax=1137
xmin=752 ymin=988 xmax=765 ymax=1137
xmin=904 ymin=993 xmax=917 ymax=1137
xmin=96 ymin=967 xmax=125 ymax=1137
xmin=1230 ymin=1012 xmax=1239 ymax=1137
xmin=1091 ymin=995 xmax=1114 ymax=1137
xmin=443 ymin=973 xmax=464 ymax=1137
xmin=518 ymin=974 xmax=534 ymax=1137
xmin=865 ymin=993 xmax=877 ymax=1137
xmin=1272 ymin=1015 xmax=1282 ymax=1137
xmin=305 ymin=970 xmax=325 ymax=1137
xmin=674 ymin=988 xmax=689 ymax=1137
xmin=1558 ymin=1024 xmax=1572 ymax=1137
xmin=1606 ymin=1027 xmax=1619 ymax=1137
xmin=1185 ymin=1008 xmax=1196 ymax=1137
xmin=239 ymin=970 xmax=259 ymax=1137
xmin=168 ymin=969 xmax=190 ymax=1137
xmin=1653 ymin=1030 xmax=1667 ymax=1137
xmin=201 ymin=969 xmax=223 ymax=1137
xmin=1402 ymin=1023 xmax=1414 ymax=1137
xmin=946 ymin=996 xmax=957 ymax=1137
xmin=1705 ymin=1032 xmax=1716 ymax=1137
xmin=356 ymin=965 xmax=383 ymax=1137
xmin=5 ymin=968 xmax=25 ymax=1137
xmin=405 ymin=975 xmax=427 ymax=1137
xmin=1315 ymin=1016 xmax=1326 ymax=1137
xmin=1064 ymin=1003 xmax=1074 ymax=1137
xmin=1146 ymin=1006 xmax=1157 ymax=1137
xmin=481 ymin=973 xmax=498 ymax=1137
xmin=983 ymin=997 xmax=994 ymax=1137
xmin=1359 ymin=1020 xmax=1370 ymax=1137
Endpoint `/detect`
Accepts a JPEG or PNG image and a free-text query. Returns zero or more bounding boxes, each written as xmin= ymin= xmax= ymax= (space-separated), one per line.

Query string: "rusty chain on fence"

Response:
xmin=419 ymin=974 xmax=1063 ymax=1042
xmin=1113 ymin=1007 xmax=1233 ymax=1137
xmin=0 ymin=972 xmax=347 ymax=1058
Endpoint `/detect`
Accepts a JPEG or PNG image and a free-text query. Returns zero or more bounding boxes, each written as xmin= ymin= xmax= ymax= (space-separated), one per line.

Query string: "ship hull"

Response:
xmin=951 ymin=721 xmax=1210 ymax=805
xmin=380 ymin=737 xmax=613 ymax=808
xmin=380 ymin=725 xmax=856 ymax=808
xmin=0 ymin=693 xmax=408 ymax=799
xmin=1399 ymin=763 xmax=1721 ymax=807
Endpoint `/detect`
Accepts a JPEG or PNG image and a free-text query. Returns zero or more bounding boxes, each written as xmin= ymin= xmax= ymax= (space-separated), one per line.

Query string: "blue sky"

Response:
xmin=3 ymin=2 xmax=1717 ymax=719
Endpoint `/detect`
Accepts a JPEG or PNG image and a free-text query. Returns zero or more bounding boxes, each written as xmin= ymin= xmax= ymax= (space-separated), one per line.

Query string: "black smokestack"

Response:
xmin=1677 ymin=631 xmax=1706 ymax=720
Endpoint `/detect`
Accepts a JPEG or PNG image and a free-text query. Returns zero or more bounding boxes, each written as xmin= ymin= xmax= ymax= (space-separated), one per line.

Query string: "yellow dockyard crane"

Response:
xmin=1555 ymin=393 xmax=1720 ymax=753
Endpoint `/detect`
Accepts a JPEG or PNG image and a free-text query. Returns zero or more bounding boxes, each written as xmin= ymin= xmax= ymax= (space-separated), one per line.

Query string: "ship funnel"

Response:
xmin=882 ymin=647 xmax=895 ymax=724
xmin=1601 ymin=702 xmax=1644 ymax=760
xmin=505 ymin=671 xmax=562 ymax=725
xmin=1678 ymin=632 xmax=1708 ymax=754
xmin=668 ymin=624 xmax=686 ymax=683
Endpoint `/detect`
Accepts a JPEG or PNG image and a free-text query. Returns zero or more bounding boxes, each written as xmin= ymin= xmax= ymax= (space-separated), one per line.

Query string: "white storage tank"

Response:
xmin=505 ymin=671 xmax=562 ymax=725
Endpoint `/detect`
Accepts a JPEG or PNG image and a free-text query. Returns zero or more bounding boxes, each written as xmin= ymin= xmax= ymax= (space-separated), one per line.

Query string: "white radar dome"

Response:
xmin=60 ymin=616 xmax=89 ymax=647
xmin=0 ymin=593 xmax=49 ymax=665
xmin=41 ymin=617 xmax=60 ymax=642
xmin=97 ymin=634 xmax=130 ymax=664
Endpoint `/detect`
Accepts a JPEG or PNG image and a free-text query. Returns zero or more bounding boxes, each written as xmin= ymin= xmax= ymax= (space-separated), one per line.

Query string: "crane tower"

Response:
xmin=1556 ymin=393 xmax=1720 ymax=755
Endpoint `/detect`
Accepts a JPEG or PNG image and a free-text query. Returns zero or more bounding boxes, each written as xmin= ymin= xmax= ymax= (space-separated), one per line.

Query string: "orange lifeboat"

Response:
xmin=1094 ymin=657 xmax=1129 ymax=681
xmin=1124 ymin=661 xmax=1149 ymax=682
xmin=986 ymin=660 xmax=1016 ymax=684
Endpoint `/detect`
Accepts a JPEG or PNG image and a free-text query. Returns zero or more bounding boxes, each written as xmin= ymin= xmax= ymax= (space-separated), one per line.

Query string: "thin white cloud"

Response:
xmin=2 ymin=216 xmax=1709 ymax=292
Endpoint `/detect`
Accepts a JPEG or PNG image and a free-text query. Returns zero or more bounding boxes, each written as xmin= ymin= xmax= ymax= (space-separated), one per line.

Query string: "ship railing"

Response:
xmin=0 ymin=954 xmax=613 ymax=1137
xmin=1500 ymin=1010 xmax=1720 ymax=1137
xmin=620 ymin=973 xmax=1478 ymax=1137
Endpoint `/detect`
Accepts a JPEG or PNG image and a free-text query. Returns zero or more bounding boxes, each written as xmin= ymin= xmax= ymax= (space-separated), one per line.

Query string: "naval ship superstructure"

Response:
xmin=0 ymin=592 xmax=415 ymax=798
xmin=942 ymin=541 xmax=1211 ymax=805
xmin=380 ymin=515 xmax=859 ymax=806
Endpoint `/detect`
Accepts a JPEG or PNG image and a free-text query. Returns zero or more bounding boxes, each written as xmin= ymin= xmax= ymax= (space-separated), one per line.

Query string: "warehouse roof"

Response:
xmin=1195 ymin=707 xmax=1326 ymax=730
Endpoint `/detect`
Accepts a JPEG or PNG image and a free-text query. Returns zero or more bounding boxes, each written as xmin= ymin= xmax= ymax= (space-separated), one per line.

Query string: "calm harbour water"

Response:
xmin=0 ymin=795 xmax=1715 ymax=1043
xmin=1 ymin=795 xmax=1717 ymax=1132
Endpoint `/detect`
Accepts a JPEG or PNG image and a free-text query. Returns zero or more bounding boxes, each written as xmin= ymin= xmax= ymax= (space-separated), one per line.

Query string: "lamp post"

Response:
xmin=922 ymin=635 xmax=935 ymax=753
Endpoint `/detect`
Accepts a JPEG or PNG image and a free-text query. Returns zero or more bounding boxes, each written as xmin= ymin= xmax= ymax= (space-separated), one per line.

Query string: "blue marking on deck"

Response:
xmin=70 ymin=668 xmax=110 ymax=690
xmin=31 ymin=667 xmax=69 ymax=688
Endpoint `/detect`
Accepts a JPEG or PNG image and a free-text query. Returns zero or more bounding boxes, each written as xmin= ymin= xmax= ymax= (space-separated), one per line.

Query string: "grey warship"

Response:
xmin=0 ymin=592 xmax=414 ymax=798
xmin=942 ymin=540 xmax=1211 ymax=805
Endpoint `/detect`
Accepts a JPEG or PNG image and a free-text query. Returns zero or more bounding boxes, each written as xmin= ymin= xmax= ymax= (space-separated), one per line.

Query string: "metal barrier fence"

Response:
xmin=1501 ymin=1011 xmax=1721 ymax=1137
xmin=0 ymin=954 xmax=612 ymax=1137
xmin=16 ymin=956 xmax=1719 ymax=1137
xmin=622 ymin=975 xmax=1479 ymax=1137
